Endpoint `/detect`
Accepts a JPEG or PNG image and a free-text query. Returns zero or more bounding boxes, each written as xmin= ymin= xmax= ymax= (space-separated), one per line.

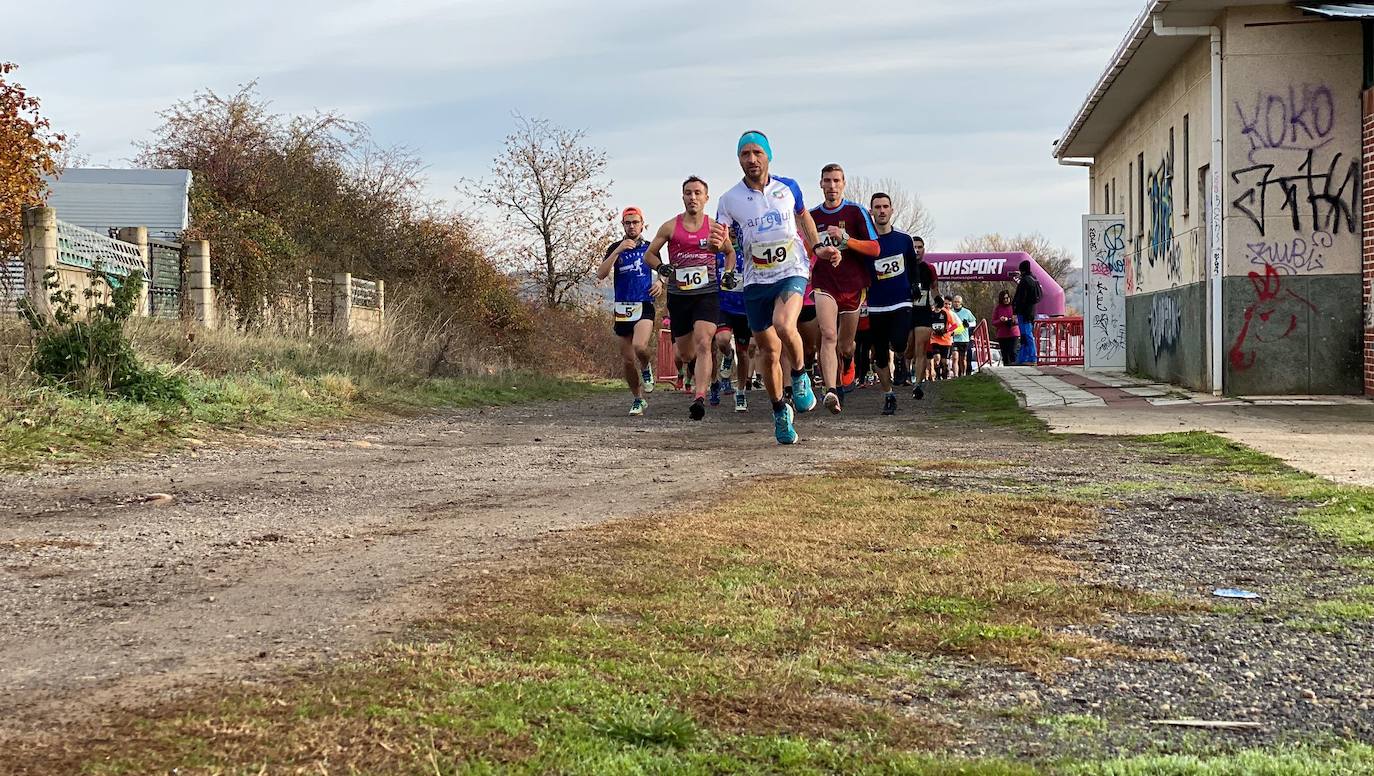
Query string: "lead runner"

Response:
xmin=710 ymin=131 xmax=841 ymax=444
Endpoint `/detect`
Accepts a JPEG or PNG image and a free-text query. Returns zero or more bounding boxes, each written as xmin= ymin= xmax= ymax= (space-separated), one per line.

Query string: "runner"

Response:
xmin=951 ymin=295 xmax=978 ymax=376
xmin=809 ymin=163 xmax=880 ymax=414
xmin=595 ymin=206 xmax=660 ymax=415
xmin=866 ymin=192 xmax=920 ymax=416
xmin=714 ymin=245 xmax=752 ymax=412
xmin=643 ymin=176 xmax=732 ymax=421
xmin=927 ymin=294 xmax=960 ymax=381
xmin=711 ymin=130 xmax=839 ymax=444
xmin=902 ymin=235 xmax=938 ymax=400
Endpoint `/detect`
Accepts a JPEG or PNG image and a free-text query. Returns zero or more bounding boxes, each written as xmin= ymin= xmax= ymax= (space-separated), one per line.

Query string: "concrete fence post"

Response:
xmin=186 ymin=240 xmax=216 ymax=329
xmin=304 ymin=270 xmax=314 ymax=337
xmin=115 ymin=226 xmax=150 ymax=316
xmin=374 ymin=279 xmax=385 ymax=328
xmin=333 ymin=272 xmax=352 ymax=336
xmin=21 ymin=206 xmax=59 ymax=321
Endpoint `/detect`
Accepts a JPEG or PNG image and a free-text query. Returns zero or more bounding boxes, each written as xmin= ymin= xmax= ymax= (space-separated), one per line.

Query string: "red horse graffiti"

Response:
xmin=1228 ymin=263 xmax=1317 ymax=370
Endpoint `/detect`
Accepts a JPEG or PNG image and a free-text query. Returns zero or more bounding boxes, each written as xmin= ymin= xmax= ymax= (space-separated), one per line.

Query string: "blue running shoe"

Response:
xmin=709 ymin=380 xmax=721 ymax=406
xmin=773 ymin=403 xmax=798 ymax=444
xmin=791 ymin=371 xmax=817 ymax=413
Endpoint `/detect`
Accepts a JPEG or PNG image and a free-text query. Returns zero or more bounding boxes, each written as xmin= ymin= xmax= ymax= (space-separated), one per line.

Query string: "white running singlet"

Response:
xmin=713 ymin=175 xmax=809 ymax=289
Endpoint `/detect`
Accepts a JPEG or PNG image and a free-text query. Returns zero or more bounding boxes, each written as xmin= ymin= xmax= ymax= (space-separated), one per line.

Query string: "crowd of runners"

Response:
xmin=597 ymin=130 xmax=982 ymax=445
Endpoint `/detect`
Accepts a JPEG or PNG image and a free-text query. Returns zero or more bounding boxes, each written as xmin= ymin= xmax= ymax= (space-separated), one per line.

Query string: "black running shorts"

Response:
xmin=612 ymin=301 xmax=655 ymax=338
xmin=667 ymin=293 xmax=720 ymax=339
xmin=866 ymin=307 xmax=913 ymax=370
xmin=718 ymin=310 xmax=752 ymax=346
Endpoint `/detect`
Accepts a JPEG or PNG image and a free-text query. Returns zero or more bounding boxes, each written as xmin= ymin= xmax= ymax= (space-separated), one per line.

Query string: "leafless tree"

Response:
xmin=842 ymin=175 xmax=936 ymax=239
xmin=463 ymin=114 xmax=613 ymax=308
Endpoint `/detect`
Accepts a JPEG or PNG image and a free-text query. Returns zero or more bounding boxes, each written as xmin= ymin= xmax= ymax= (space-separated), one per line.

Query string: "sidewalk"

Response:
xmin=987 ymin=366 xmax=1374 ymax=487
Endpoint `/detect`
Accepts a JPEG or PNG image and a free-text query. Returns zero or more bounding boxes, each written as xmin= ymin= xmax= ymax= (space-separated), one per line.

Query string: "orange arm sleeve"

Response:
xmin=848 ymin=239 xmax=880 ymax=257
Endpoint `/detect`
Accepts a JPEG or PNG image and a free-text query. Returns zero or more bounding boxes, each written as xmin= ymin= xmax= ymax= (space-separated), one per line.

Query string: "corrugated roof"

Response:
xmin=1295 ymin=2 xmax=1374 ymax=17
xmin=43 ymin=168 xmax=192 ymax=238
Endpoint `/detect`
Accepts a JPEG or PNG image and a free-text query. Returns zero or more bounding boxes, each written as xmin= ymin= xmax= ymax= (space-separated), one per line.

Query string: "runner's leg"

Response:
xmin=691 ymin=319 xmax=717 ymax=402
xmin=814 ymin=292 xmax=840 ymax=391
xmin=620 ymin=335 xmax=642 ymax=398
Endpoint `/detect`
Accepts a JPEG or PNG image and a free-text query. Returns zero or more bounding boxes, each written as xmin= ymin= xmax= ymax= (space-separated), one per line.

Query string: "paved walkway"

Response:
xmin=987 ymin=366 xmax=1374 ymax=487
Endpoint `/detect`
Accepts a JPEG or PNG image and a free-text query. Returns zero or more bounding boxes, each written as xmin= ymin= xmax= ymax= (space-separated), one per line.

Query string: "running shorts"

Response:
xmin=743 ymin=275 xmax=808 ymax=333
xmin=867 ymin=308 xmax=913 ymax=369
xmin=612 ymin=301 xmax=655 ymax=338
xmin=667 ymin=293 xmax=720 ymax=339
xmin=717 ymin=310 xmax=752 ymax=346
xmin=911 ymin=305 xmax=936 ymax=329
xmin=814 ymin=287 xmax=864 ymax=314
xmin=953 ymin=341 xmax=971 ymax=355
xmin=931 ymin=343 xmax=951 ymax=359
xmin=798 ymin=304 xmax=817 ymax=324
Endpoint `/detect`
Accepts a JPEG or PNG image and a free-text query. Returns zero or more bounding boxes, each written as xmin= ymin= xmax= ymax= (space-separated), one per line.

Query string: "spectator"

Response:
xmin=992 ymin=289 xmax=1018 ymax=366
xmin=950 ymin=295 xmax=978 ymax=376
xmin=1011 ymin=260 xmax=1041 ymax=365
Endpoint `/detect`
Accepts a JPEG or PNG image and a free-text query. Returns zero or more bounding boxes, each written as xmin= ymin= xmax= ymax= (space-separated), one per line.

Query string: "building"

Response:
xmin=44 ymin=168 xmax=192 ymax=239
xmin=1054 ymin=1 xmax=1372 ymax=395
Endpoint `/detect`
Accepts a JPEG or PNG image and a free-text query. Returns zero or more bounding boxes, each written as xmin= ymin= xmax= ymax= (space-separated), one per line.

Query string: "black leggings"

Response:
xmin=998 ymin=337 xmax=1018 ymax=365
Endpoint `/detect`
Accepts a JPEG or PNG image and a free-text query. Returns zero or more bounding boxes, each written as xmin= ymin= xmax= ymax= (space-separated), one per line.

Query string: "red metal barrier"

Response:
xmin=971 ymin=321 xmax=992 ymax=369
xmin=1032 ymin=316 xmax=1084 ymax=366
xmin=655 ymin=325 xmax=680 ymax=388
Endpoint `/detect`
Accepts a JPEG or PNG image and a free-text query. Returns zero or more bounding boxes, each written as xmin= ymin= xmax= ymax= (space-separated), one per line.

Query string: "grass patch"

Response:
xmin=1309 ymin=600 xmax=1374 ymax=621
xmin=937 ymin=373 xmax=1046 ymax=433
xmin=18 ymin=464 xmax=1178 ymax=773
xmin=1063 ymin=741 xmax=1374 ymax=775
xmin=1136 ymin=431 xmax=1283 ymax=475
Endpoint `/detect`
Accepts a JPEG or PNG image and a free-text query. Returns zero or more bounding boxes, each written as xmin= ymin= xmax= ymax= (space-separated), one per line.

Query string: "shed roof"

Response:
xmin=43 ymin=168 xmax=192 ymax=238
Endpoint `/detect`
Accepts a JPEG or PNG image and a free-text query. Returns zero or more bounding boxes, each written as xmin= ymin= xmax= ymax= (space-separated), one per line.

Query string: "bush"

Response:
xmin=20 ymin=268 xmax=186 ymax=403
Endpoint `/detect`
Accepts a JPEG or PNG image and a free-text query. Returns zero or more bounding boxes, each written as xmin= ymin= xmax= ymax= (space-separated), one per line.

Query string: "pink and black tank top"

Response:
xmin=666 ymin=215 xmax=719 ymax=296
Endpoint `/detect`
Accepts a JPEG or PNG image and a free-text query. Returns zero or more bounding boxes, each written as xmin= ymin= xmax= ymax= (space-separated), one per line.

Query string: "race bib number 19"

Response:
xmin=750 ymin=240 xmax=793 ymax=270
xmin=875 ymin=255 xmax=904 ymax=280
xmin=614 ymin=302 xmax=643 ymax=323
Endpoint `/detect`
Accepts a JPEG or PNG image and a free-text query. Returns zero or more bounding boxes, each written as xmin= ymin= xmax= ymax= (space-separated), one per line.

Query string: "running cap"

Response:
xmin=737 ymin=130 xmax=772 ymax=161
xmin=621 ymin=206 xmax=644 ymax=221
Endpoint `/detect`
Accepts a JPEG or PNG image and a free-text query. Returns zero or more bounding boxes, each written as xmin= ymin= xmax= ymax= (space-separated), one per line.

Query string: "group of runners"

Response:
xmin=597 ymin=130 xmax=959 ymax=445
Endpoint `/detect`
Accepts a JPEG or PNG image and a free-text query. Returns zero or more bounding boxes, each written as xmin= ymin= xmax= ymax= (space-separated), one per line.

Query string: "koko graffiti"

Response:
xmin=1235 ymin=83 xmax=1336 ymax=164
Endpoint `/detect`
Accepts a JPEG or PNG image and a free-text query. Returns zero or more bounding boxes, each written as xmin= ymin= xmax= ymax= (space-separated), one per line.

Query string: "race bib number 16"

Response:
xmin=750 ymin=240 xmax=793 ymax=270
xmin=675 ymin=265 xmax=710 ymax=291
xmin=875 ymin=255 xmax=904 ymax=280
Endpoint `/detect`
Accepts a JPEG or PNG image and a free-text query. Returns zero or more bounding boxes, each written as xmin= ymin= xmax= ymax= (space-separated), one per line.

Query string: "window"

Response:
xmin=1104 ymin=184 xmax=1110 ymax=214
xmin=1112 ymin=177 xmax=1117 ymax=214
xmin=1136 ymin=151 xmax=1145 ymax=241
xmin=1182 ymin=114 xmax=1190 ymax=216
xmin=1127 ymin=163 xmax=1133 ymax=234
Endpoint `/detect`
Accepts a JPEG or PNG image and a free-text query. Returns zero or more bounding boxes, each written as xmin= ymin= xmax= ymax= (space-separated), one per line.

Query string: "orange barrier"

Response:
xmin=1032 ymin=316 xmax=1084 ymax=366
xmin=655 ymin=326 xmax=680 ymax=389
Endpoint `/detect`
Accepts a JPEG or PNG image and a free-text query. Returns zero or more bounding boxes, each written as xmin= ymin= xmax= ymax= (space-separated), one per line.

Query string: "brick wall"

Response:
xmin=1364 ymin=90 xmax=1374 ymax=395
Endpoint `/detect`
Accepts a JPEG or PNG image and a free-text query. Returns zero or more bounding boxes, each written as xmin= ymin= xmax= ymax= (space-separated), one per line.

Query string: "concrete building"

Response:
xmin=1054 ymin=1 xmax=1372 ymax=396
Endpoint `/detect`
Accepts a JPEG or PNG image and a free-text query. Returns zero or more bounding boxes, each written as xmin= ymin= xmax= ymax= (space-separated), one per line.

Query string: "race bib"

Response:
xmin=675 ymin=265 xmax=710 ymax=291
xmin=614 ymin=302 xmax=643 ymax=323
xmin=875 ymin=255 xmax=904 ymax=280
xmin=750 ymin=239 xmax=793 ymax=270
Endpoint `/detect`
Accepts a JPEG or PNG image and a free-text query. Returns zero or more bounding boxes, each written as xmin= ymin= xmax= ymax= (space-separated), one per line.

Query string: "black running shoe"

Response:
xmin=882 ymin=393 xmax=897 ymax=415
xmin=913 ymin=383 xmax=925 ymax=400
xmin=689 ymin=398 xmax=706 ymax=421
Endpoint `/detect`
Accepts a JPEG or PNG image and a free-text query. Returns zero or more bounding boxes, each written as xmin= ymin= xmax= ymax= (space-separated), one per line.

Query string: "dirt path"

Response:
xmin=0 ymin=389 xmax=916 ymax=739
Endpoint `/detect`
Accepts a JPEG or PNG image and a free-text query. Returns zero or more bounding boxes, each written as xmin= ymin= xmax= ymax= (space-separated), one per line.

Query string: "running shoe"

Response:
xmin=720 ymin=352 xmax=735 ymax=379
xmin=684 ymin=375 xmax=694 ymax=394
xmin=689 ymin=397 xmax=706 ymax=421
xmin=773 ymin=402 xmax=798 ymax=445
xmin=823 ymin=388 xmax=842 ymax=415
xmin=734 ymin=392 xmax=748 ymax=412
xmin=913 ymin=382 xmax=926 ymax=401
xmin=751 ymin=374 xmax=764 ymax=391
xmin=630 ymin=397 xmax=648 ymax=416
xmin=882 ymin=393 xmax=897 ymax=416
xmin=721 ymin=381 xmax=735 ymax=395
xmin=642 ymin=367 xmax=654 ymax=393
xmin=709 ymin=381 xmax=721 ymax=407
xmin=791 ymin=371 xmax=818 ymax=413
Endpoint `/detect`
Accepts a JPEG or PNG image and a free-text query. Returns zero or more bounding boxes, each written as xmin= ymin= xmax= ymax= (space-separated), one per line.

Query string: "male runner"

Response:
xmin=951 ymin=295 xmax=978 ymax=376
xmin=902 ymin=235 xmax=939 ymax=400
xmin=714 ymin=245 xmax=752 ymax=412
xmin=809 ymin=164 xmax=879 ymax=414
xmin=596 ymin=206 xmax=660 ymax=415
xmin=644 ymin=176 xmax=733 ymax=421
xmin=867 ymin=192 xmax=920 ymax=415
xmin=710 ymin=131 xmax=840 ymax=444
xmin=928 ymin=294 xmax=959 ymax=381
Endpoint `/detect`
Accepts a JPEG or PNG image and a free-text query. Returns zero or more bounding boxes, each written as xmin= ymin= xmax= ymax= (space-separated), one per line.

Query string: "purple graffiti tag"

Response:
xmin=1235 ymin=84 xmax=1336 ymax=164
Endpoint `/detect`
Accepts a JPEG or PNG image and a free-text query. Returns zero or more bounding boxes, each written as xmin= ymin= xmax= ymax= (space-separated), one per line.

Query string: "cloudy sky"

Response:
xmin=8 ymin=0 xmax=1145 ymax=255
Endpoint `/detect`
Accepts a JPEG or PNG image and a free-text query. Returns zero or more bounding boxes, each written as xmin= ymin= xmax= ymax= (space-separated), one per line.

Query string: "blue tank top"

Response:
xmin=718 ymin=249 xmax=745 ymax=316
xmin=609 ymin=239 xmax=653 ymax=304
xmin=867 ymin=230 xmax=917 ymax=312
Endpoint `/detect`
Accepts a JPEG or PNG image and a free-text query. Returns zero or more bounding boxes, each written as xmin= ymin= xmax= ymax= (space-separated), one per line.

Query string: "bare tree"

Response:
xmin=945 ymin=232 xmax=1079 ymax=321
xmin=842 ymin=175 xmax=936 ymax=239
xmin=463 ymin=114 xmax=613 ymax=308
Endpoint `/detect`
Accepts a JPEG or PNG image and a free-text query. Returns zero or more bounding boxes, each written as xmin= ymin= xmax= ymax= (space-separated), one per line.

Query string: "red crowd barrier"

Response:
xmin=654 ymin=325 xmax=680 ymax=388
xmin=1032 ymin=316 xmax=1084 ymax=366
xmin=971 ymin=321 xmax=992 ymax=369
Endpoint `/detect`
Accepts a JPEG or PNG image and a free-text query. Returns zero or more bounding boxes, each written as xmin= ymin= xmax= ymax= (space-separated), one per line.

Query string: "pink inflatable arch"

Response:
xmin=923 ymin=251 xmax=1066 ymax=317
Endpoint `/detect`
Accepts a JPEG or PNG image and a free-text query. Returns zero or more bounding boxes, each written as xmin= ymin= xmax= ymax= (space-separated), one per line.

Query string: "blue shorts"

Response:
xmin=743 ymin=275 xmax=808 ymax=333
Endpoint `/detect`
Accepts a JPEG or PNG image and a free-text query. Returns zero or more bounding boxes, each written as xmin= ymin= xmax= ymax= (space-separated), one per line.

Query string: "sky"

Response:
xmin=5 ymin=0 xmax=1146 ymax=256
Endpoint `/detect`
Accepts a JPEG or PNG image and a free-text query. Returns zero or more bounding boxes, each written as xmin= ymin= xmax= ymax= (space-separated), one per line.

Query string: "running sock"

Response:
xmin=791 ymin=368 xmax=806 ymax=379
xmin=771 ymin=399 xmax=785 ymax=412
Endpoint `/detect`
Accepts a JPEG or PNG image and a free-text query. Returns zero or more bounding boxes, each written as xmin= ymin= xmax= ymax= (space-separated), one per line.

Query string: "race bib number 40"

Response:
xmin=750 ymin=240 xmax=793 ymax=270
xmin=874 ymin=255 xmax=904 ymax=280
xmin=614 ymin=302 xmax=643 ymax=323
xmin=675 ymin=265 xmax=710 ymax=291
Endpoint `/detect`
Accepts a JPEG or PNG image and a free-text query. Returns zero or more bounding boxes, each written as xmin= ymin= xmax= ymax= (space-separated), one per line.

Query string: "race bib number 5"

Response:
xmin=875 ymin=255 xmax=904 ymax=280
xmin=614 ymin=302 xmax=643 ymax=323
xmin=750 ymin=240 xmax=793 ymax=270
xmin=675 ymin=265 xmax=710 ymax=291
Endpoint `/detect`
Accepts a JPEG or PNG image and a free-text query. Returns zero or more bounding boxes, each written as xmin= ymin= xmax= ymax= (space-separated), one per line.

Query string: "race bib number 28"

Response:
xmin=750 ymin=240 xmax=793 ymax=270
xmin=875 ymin=255 xmax=904 ymax=280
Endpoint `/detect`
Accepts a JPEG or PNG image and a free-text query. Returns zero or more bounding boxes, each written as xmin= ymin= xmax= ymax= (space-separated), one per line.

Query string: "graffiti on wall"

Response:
xmin=1146 ymin=149 xmax=1183 ymax=281
xmin=1235 ymin=84 xmax=1336 ymax=165
xmin=1244 ymin=231 xmax=1332 ymax=275
xmin=1227 ymin=263 xmax=1317 ymax=371
xmin=1149 ymin=291 xmax=1181 ymax=357
xmin=1083 ymin=216 xmax=1127 ymax=368
xmin=1229 ymin=148 xmax=1358 ymax=237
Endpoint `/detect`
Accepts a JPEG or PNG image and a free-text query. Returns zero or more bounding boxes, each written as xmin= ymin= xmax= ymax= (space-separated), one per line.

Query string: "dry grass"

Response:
xmin=11 ymin=464 xmax=1182 ymax=775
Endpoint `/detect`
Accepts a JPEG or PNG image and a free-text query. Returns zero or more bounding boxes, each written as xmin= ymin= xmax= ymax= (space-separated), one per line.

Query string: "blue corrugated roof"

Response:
xmin=1296 ymin=2 xmax=1374 ymax=17
xmin=43 ymin=168 xmax=192 ymax=238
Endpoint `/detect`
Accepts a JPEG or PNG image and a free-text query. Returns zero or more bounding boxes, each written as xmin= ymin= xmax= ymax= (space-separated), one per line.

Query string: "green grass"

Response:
xmin=938 ymin=372 xmax=1047 ymax=433
xmin=1062 ymin=742 xmax=1374 ymax=775
xmin=0 ymin=370 xmax=612 ymax=470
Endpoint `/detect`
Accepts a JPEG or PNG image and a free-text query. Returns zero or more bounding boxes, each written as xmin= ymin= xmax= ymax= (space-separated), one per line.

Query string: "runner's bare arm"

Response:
xmin=800 ymin=209 xmax=841 ymax=267
xmin=642 ymin=220 xmax=674 ymax=270
xmin=595 ymin=243 xmax=620 ymax=281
